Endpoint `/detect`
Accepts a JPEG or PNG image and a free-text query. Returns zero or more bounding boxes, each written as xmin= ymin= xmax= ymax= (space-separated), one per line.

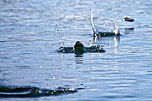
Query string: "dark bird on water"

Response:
xmin=124 ymin=16 xmax=135 ymax=22
xmin=74 ymin=41 xmax=85 ymax=54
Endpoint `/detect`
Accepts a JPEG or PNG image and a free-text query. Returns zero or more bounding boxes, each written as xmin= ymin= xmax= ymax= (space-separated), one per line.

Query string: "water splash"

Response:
xmin=0 ymin=85 xmax=83 ymax=97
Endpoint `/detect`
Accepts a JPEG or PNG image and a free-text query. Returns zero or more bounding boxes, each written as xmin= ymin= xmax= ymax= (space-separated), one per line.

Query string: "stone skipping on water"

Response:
xmin=58 ymin=41 xmax=105 ymax=54
xmin=97 ymin=16 xmax=135 ymax=37
xmin=58 ymin=16 xmax=136 ymax=54
xmin=97 ymin=25 xmax=120 ymax=37
xmin=90 ymin=13 xmax=120 ymax=38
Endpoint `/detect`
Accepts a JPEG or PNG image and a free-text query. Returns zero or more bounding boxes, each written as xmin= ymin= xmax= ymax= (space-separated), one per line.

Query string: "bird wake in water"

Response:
xmin=0 ymin=85 xmax=83 ymax=98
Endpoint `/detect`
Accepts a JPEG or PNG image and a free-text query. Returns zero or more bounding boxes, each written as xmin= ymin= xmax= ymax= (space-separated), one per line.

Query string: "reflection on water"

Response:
xmin=75 ymin=55 xmax=83 ymax=64
xmin=114 ymin=36 xmax=120 ymax=52
xmin=75 ymin=53 xmax=83 ymax=58
xmin=125 ymin=28 xmax=134 ymax=34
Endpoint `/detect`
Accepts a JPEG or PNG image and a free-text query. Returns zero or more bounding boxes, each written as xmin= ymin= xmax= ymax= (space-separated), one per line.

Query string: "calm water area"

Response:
xmin=0 ymin=0 xmax=152 ymax=100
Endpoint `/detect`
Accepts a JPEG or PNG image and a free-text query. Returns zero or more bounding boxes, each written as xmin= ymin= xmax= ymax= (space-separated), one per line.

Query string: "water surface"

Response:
xmin=0 ymin=0 xmax=152 ymax=101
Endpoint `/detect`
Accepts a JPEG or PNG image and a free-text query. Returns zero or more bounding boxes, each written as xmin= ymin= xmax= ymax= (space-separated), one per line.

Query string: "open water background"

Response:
xmin=0 ymin=0 xmax=152 ymax=100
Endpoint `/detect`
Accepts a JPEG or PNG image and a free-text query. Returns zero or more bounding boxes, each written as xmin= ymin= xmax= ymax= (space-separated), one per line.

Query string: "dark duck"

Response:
xmin=58 ymin=41 xmax=105 ymax=54
xmin=74 ymin=41 xmax=85 ymax=54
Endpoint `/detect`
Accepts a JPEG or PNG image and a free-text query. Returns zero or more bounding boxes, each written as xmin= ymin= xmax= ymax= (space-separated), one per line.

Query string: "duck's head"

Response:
xmin=74 ymin=41 xmax=85 ymax=54
xmin=74 ymin=41 xmax=84 ymax=47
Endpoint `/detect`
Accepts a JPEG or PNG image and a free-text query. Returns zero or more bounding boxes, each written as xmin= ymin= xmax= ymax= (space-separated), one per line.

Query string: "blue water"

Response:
xmin=0 ymin=0 xmax=152 ymax=100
